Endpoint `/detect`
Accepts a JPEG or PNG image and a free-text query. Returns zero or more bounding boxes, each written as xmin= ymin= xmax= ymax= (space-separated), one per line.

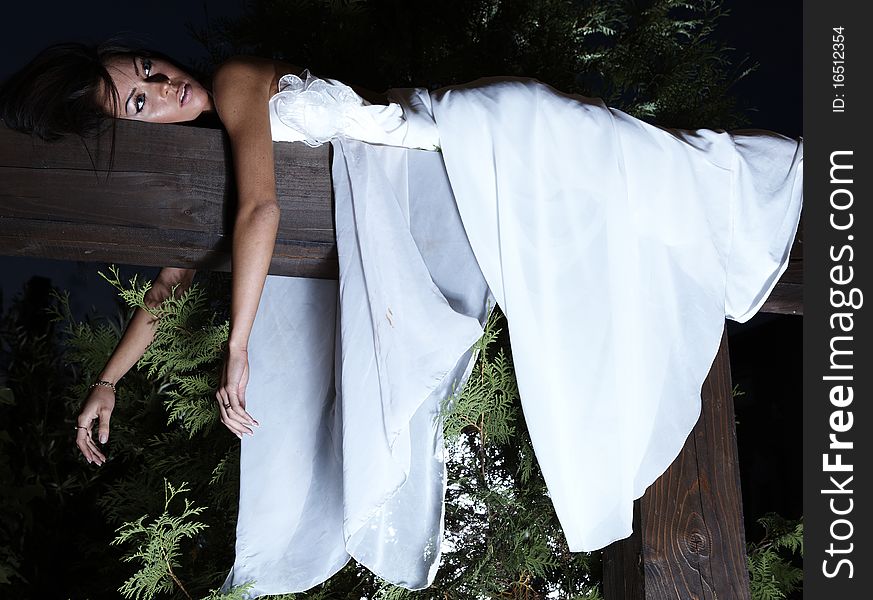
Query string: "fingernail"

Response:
xmin=251 ymin=420 xmax=259 ymax=427
xmin=99 ymin=434 xmax=108 ymax=444
xmin=87 ymin=458 xmax=92 ymax=464
xmin=237 ymin=433 xmax=243 ymax=440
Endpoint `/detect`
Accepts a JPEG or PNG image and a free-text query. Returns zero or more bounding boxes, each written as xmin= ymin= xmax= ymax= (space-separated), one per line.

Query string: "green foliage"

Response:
xmin=0 ymin=271 xmax=243 ymax=597
xmin=192 ymin=0 xmax=750 ymax=128
xmin=113 ymin=480 xmax=209 ymax=600
xmin=110 ymin=479 xmax=261 ymax=600
xmin=99 ymin=266 xmax=229 ymax=436
xmin=200 ymin=581 xmax=257 ymax=600
xmin=442 ymin=308 xmax=518 ymax=447
xmin=426 ymin=307 xmax=600 ymax=599
xmin=0 ymin=544 xmax=23 ymax=586
xmin=577 ymin=0 xmax=752 ymax=126
xmin=0 ymin=277 xmax=112 ymax=598
xmin=747 ymin=514 xmax=803 ymax=600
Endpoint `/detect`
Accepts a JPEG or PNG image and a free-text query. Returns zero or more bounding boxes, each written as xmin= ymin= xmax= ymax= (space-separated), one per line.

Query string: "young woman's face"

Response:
xmin=102 ymin=55 xmax=213 ymax=123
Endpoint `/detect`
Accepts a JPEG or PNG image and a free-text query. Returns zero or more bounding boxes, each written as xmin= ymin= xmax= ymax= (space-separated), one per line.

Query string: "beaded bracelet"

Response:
xmin=89 ymin=380 xmax=117 ymax=394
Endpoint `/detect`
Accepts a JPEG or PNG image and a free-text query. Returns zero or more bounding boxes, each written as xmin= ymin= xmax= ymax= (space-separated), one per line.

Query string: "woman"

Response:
xmin=0 ymin=42 xmax=490 ymax=593
xmin=0 ymin=41 xmax=803 ymax=595
xmin=1 ymin=43 xmax=320 ymax=457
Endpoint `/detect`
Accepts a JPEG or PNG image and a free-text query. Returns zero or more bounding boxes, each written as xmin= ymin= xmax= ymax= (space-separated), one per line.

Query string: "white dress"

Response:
xmin=223 ymin=72 xmax=803 ymax=597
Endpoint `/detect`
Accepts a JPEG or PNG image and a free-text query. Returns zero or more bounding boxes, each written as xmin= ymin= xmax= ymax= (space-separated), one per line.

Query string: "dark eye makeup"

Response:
xmin=134 ymin=59 xmax=153 ymax=114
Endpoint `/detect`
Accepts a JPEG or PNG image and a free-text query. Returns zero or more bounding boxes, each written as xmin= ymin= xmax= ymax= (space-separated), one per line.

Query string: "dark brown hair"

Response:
xmin=0 ymin=41 xmax=145 ymax=140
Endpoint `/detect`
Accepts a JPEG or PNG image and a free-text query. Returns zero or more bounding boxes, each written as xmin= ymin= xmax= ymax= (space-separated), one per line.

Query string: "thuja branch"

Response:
xmin=166 ymin=558 xmax=193 ymax=600
xmin=112 ymin=480 xmax=208 ymax=600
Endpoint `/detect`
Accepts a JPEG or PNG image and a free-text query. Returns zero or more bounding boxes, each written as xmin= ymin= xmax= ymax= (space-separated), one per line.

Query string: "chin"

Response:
xmin=186 ymin=90 xmax=210 ymax=117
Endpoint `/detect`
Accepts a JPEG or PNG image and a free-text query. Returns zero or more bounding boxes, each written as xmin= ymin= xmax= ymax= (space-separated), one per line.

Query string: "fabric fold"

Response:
xmin=226 ymin=136 xmax=490 ymax=596
xmin=269 ymin=71 xmax=439 ymax=150
xmin=332 ymin=138 xmax=489 ymax=587
xmin=724 ymin=131 xmax=804 ymax=322
xmin=223 ymin=277 xmax=349 ymax=597
xmin=429 ymin=77 xmax=802 ymax=550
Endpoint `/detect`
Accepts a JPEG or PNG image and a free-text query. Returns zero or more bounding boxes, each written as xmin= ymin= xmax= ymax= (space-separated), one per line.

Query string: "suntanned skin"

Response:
xmin=76 ymin=56 xmax=342 ymax=463
xmin=211 ymin=56 xmax=295 ymax=440
xmin=101 ymin=54 xmax=214 ymax=124
xmin=76 ymin=267 xmax=195 ymax=464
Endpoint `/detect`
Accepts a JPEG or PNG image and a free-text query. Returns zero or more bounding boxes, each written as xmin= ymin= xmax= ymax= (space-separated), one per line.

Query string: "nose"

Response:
xmin=163 ymin=79 xmax=179 ymax=99
xmin=146 ymin=74 xmax=177 ymax=99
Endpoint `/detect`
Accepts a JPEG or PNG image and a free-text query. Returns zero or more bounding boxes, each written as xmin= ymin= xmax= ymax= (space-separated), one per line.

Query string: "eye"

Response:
xmin=134 ymin=93 xmax=146 ymax=113
xmin=142 ymin=58 xmax=152 ymax=78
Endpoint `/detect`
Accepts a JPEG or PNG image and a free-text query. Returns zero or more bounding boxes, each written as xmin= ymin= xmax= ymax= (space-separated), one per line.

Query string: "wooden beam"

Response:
xmin=602 ymin=329 xmax=751 ymax=599
xmin=2 ymin=122 xmax=802 ymax=314
xmin=760 ymin=216 xmax=803 ymax=316
xmin=0 ymin=121 xmax=336 ymax=278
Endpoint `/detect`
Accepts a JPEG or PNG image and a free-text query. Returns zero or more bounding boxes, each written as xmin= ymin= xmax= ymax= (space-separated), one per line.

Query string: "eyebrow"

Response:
xmin=123 ymin=58 xmax=141 ymax=116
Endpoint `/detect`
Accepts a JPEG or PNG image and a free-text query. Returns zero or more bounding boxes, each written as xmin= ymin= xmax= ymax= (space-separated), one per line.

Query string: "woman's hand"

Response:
xmin=210 ymin=58 xmax=283 ymax=440
xmin=75 ymin=385 xmax=116 ymax=465
xmin=217 ymin=345 xmax=259 ymax=438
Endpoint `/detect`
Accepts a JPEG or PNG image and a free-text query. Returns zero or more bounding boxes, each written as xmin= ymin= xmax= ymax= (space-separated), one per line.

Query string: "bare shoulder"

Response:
xmin=212 ymin=56 xmax=303 ymax=131
xmin=213 ymin=56 xmax=281 ymax=90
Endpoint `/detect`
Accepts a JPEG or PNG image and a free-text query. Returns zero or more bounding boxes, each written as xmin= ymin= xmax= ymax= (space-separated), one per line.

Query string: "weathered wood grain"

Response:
xmin=2 ymin=120 xmax=803 ymax=309
xmin=603 ymin=330 xmax=751 ymax=600
xmin=602 ymin=502 xmax=645 ymax=600
xmin=0 ymin=217 xmax=337 ymax=278
xmin=759 ymin=281 xmax=802 ymax=316
xmin=0 ymin=120 xmax=334 ymax=277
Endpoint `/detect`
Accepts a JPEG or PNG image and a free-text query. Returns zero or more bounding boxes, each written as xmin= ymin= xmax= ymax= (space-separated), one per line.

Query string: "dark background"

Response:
xmin=0 ymin=0 xmax=803 ymax=557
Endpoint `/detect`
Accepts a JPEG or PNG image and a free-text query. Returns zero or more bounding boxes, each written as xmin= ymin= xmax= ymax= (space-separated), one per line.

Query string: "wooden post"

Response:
xmin=603 ymin=331 xmax=751 ymax=599
xmin=602 ymin=227 xmax=802 ymax=599
xmin=0 ymin=120 xmax=804 ymax=315
xmin=602 ymin=502 xmax=645 ymax=599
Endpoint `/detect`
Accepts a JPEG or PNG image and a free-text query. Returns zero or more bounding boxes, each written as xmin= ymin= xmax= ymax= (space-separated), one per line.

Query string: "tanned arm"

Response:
xmin=211 ymin=57 xmax=294 ymax=438
xmin=75 ymin=267 xmax=195 ymax=465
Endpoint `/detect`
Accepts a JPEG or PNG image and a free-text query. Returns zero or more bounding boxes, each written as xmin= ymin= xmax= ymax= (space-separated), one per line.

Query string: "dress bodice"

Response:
xmin=268 ymin=70 xmax=441 ymax=151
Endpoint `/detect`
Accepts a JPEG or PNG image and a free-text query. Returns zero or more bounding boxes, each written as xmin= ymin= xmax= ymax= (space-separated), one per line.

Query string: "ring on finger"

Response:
xmin=223 ymin=402 xmax=231 ymax=409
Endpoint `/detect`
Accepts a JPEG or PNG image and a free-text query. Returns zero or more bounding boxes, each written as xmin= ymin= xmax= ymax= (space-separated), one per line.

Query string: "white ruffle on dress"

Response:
xmin=224 ymin=72 xmax=802 ymax=596
xmin=268 ymin=70 xmax=441 ymax=150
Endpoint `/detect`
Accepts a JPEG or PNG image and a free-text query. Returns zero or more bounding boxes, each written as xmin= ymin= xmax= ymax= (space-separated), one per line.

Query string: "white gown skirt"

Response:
xmin=224 ymin=142 xmax=490 ymax=596
xmin=226 ymin=76 xmax=802 ymax=595
xmin=430 ymin=78 xmax=803 ymax=550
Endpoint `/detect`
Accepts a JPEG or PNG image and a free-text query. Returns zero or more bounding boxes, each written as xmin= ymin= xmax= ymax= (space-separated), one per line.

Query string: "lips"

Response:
xmin=179 ymin=83 xmax=190 ymax=107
